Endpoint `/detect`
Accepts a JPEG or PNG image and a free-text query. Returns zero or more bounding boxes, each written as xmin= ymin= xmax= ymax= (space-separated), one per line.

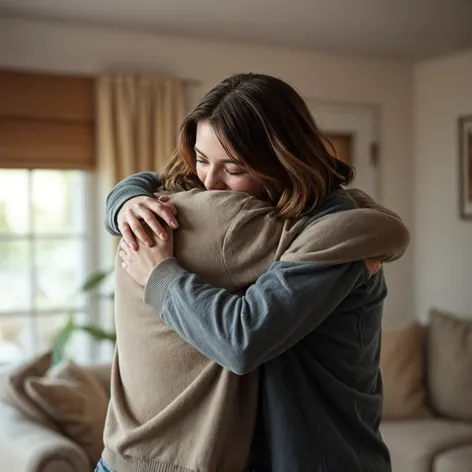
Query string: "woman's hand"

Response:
xmin=365 ymin=259 xmax=383 ymax=276
xmin=118 ymin=195 xmax=178 ymax=250
xmin=119 ymin=228 xmax=174 ymax=286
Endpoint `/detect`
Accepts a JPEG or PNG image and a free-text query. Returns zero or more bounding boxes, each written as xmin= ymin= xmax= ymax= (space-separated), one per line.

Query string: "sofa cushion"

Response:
xmin=83 ymin=363 xmax=112 ymax=395
xmin=0 ymin=352 xmax=109 ymax=468
xmin=380 ymin=321 xmax=432 ymax=420
xmin=428 ymin=309 xmax=472 ymax=421
xmin=434 ymin=445 xmax=472 ymax=472
xmin=381 ymin=419 xmax=472 ymax=472
xmin=0 ymin=402 xmax=90 ymax=472
xmin=0 ymin=351 xmax=58 ymax=430
xmin=24 ymin=360 xmax=109 ymax=468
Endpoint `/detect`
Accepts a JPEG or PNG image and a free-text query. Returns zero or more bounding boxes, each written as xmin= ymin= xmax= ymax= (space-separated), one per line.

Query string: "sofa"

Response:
xmin=379 ymin=309 xmax=472 ymax=472
xmin=0 ymin=361 xmax=111 ymax=472
xmin=0 ymin=309 xmax=471 ymax=472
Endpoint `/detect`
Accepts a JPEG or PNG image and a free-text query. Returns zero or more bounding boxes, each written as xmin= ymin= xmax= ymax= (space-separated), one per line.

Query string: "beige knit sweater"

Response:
xmin=102 ymin=188 xmax=410 ymax=472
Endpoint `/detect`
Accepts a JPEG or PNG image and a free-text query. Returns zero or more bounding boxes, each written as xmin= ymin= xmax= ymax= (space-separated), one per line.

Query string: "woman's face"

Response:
xmin=194 ymin=121 xmax=264 ymax=197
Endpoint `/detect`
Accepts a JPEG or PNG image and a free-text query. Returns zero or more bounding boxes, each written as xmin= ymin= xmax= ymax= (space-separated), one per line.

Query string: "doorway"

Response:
xmin=310 ymin=102 xmax=381 ymax=200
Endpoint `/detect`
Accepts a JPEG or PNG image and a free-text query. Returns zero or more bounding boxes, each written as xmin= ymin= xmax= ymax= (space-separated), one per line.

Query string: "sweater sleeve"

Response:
xmin=105 ymin=172 xmax=160 ymax=235
xmin=144 ymin=258 xmax=367 ymax=375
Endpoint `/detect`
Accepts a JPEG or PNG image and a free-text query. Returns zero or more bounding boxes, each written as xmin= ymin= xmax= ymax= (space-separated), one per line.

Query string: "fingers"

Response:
xmin=120 ymin=223 xmax=138 ymax=251
xmin=149 ymin=198 xmax=179 ymax=226
xmin=139 ymin=207 xmax=168 ymax=241
xmin=121 ymin=210 xmax=153 ymax=248
xmin=118 ymin=244 xmax=128 ymax=269
xmin=119 ymin=241 xmax=130 ymax=262
xmin=157 ymin=195 xmax=177 ymax=218
xmin=138 ymin=200 xmax=178 ymax=241
xmin=365 ymin=259 xmax=383 ymax=276
xmin=118 ymin=196 xmax=179 ymax=249
xmin=119 ymin=239 xmax=130 ymax=254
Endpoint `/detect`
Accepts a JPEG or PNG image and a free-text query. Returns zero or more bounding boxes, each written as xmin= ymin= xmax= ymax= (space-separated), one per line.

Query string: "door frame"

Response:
xmin=306 ymin=98 xmax=382 ymax=201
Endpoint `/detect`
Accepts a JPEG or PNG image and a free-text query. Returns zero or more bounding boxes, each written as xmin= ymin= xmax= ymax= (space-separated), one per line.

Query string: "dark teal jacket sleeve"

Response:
xmin=105 ymin=172 xmax=160 ymax=235
xmin=144 ymin=258 xmax=367 ymax=375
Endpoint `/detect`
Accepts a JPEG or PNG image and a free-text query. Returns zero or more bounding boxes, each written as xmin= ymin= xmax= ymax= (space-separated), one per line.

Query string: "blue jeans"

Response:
xmin=94 ymin=459 xmax=113 ymax=472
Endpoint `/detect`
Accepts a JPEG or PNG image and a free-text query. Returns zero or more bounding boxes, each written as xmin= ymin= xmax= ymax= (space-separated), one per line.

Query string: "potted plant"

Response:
xmin=52 ymin=270 xmax=116 ymax=364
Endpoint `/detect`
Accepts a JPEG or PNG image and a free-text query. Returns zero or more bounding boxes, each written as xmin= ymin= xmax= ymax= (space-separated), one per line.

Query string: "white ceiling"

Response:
xmin=1 ymin=0 xmax=472 ymax=60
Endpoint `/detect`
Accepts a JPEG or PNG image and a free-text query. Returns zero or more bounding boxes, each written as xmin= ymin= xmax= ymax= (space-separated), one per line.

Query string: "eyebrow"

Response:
xmin=194 ymin=146 xmax=239 ymax=165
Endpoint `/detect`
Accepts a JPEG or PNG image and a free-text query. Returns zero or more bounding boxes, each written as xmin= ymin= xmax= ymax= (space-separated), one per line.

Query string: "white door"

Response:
xmin=309 ymin=102 xmax=380 ymax=200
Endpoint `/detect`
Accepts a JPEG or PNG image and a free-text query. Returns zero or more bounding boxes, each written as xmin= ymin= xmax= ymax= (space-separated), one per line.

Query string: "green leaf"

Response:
xmin=49 ymin=268 xmax=116 ymax=357
xmin=77 ymin=324 xmax=116 ymax=342
xmin=52 ymin=315 xmax=75 ymax=365
xmin=80 ymin=271 xmax=111 ymax=292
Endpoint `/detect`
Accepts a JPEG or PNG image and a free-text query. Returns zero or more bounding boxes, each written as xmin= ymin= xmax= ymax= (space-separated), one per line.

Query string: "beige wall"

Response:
xmin=0 ymin=16 xmax=414 ymax=324
xmin=413 ymin=48 xmax=472 ymax=321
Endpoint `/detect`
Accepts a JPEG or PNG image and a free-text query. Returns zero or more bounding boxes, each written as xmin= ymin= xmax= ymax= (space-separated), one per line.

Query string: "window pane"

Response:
xmin=36 ymin=313 xmax=71 ymax=354
xmin=36 ymin=313 xmax=88 ymax=362
xmin=0 ymin=315 xmax=34 ymax=362
xmin=0 ymin=241 xmax=32 ymax=312
xmin=32 ymin=170 xmax=85 ymax=234
xmin=34 ymin=239 xmax=86 ymax=310
xmin=0 ymin=169 xmax=29 ymax=234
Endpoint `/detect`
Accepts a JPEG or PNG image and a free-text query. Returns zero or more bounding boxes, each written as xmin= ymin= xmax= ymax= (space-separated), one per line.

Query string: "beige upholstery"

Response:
xmin=428 ymin=310 xmax=472 ymax=422
xmin=83 ymin=364 xmax=111 ymax=395
xmin=24 ymin=362 xmax=110 ymax=466
xmin=381 ymin=419 xmax=472 ymax=472
xmin=380 ymin=321 xmax=432 ymax=420
xmin=1 ymin=360 xmax=471 ymax=472
xmin=434 ymin=445 xmax=472 ymax=472
xmin=0 ymin=402 xmax=89 ymax=472
xmin=0 ymin=364 xmax=111 ymax=472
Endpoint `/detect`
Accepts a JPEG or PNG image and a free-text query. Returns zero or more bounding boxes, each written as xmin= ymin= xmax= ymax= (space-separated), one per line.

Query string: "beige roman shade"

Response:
xmin=0 ymin=69 xmax=95 ymax=170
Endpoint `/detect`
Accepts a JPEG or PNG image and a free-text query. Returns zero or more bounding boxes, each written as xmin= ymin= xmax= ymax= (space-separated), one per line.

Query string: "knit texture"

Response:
xmin=103 ymin=188 xmax=409 ymax=472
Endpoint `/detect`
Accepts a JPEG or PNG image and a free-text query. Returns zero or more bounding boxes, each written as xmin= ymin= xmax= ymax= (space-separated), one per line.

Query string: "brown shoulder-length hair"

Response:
xmin=162 ymin=73 xmax=354 ymax=218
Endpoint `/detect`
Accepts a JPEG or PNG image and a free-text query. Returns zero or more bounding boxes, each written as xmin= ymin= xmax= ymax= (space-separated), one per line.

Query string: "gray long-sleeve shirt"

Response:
xmin=106 ymin=173 xmax=392 ymax=472
xmin=105 ymin=172 xmax=159 ymax=234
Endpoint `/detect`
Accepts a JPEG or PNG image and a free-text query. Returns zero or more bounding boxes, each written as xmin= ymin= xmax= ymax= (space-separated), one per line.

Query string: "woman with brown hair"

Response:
xmin=102 ymin=73 xmax=394 ymax=472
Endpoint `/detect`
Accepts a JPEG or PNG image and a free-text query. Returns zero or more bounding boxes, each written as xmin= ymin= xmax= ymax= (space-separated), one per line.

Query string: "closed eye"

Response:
xmin=195 ymin=155 xmax=208 ymax=165
xmin=226 ymin=168 xmax=246 ymax=176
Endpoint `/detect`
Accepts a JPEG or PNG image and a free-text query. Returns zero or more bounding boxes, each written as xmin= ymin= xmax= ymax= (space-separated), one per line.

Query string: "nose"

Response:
xmin=204 ymin=167 xmax=226 ymax=190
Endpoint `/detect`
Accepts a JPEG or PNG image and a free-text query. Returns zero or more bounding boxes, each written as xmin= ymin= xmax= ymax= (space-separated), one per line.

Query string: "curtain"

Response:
xmin=96 ymin=75 xmax=186 ymax=188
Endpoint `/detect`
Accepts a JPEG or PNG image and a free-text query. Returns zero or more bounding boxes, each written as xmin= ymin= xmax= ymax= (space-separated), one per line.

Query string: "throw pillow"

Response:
xmin=428 ymin=309 xmax=472 ymax=421
xmin=0 ymin=350 xmax=58 ymax=430
xmin=0 ymin=351 xmax=109 ymax=467
xmin=25 ymin=360 xmax=109 ymax=467
xmin=380 ymin=321 xmax=433 ymax=420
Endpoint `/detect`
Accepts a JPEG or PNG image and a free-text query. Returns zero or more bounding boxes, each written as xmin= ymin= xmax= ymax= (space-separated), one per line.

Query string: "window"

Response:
xmin=0 ymin=169 xmax=95 ymax=363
